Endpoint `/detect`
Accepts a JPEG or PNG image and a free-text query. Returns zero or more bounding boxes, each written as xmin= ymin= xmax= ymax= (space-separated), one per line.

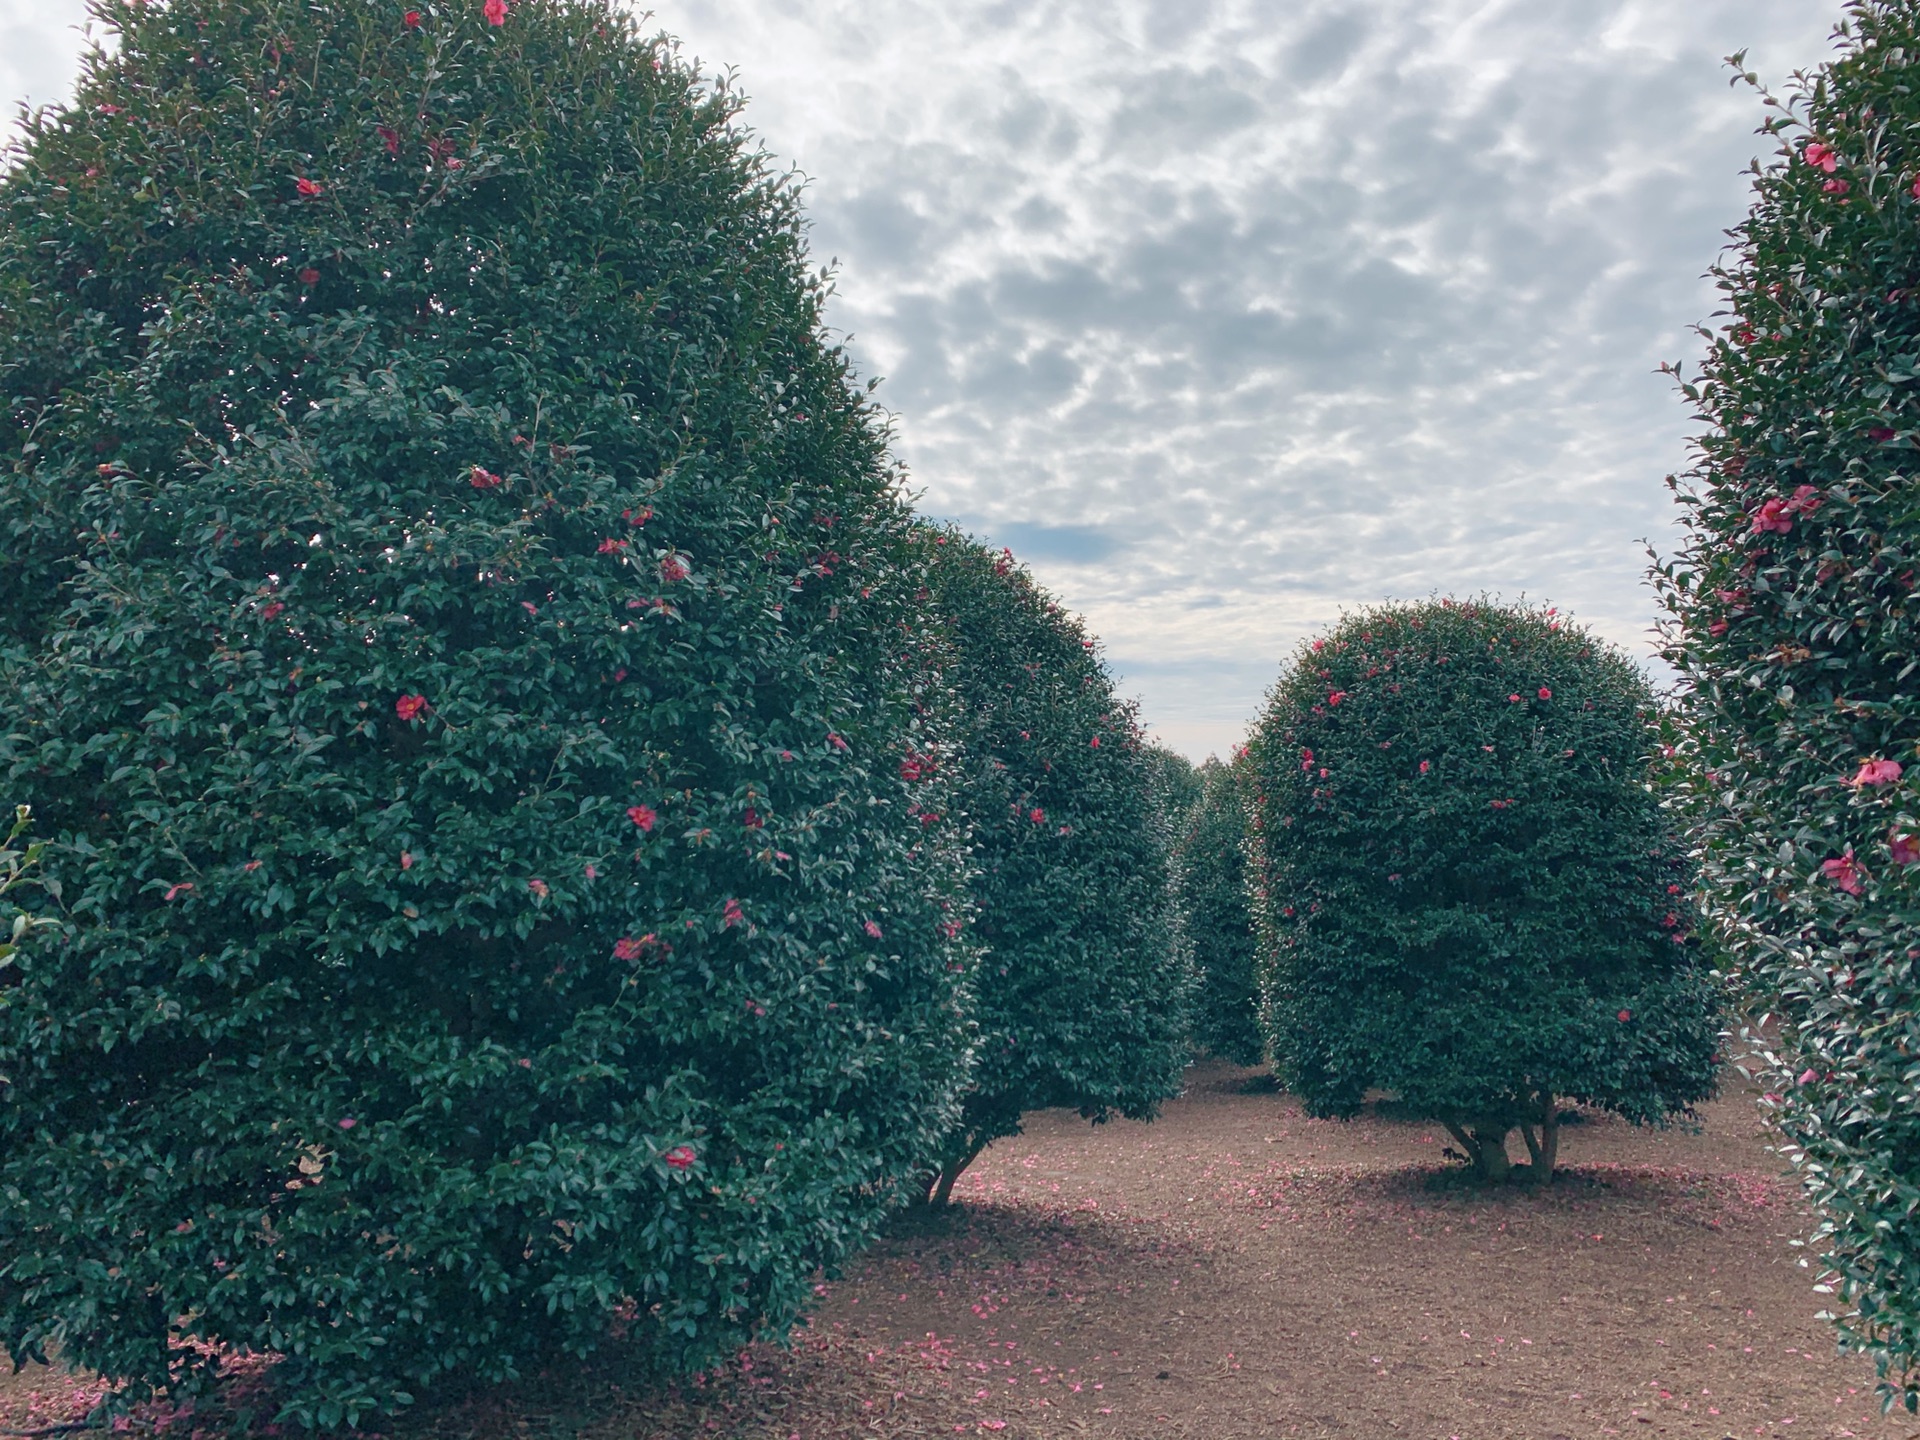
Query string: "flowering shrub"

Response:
xmin=1655 ymin=5 xmax=1920 ymax=1406
xmin=918 ymin=533 xmax=1190 ymax=1203
xmin=1245 ymin=600 xmax=1719 ymax=1182
xmin=1176 ymin=756 xmax=1263 ymax=1065
xmin=0 ymin=0 xmax=971 ymax=1425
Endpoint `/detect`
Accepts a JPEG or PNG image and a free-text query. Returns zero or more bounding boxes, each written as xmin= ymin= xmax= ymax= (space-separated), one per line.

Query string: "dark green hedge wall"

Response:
xmin=0 ymin=1 xmax=970 ymax=1423
xmin=1657 ymin=3 xmax=1920 ymax=1404
xmin=918 ymin=532 xmax=1190 ymax=1200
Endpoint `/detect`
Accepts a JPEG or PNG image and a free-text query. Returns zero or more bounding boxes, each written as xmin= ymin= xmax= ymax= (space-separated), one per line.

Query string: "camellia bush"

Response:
xmin=1245 ymin=599 xmax=1720 ymax=1182
xmin=918 ymin=532 xmax=1190 ymax=1204
xmin=1176 ymin=756 xmax=1263 ymax=1066
xmin=1655 ymin=4 xmax=1920 ymax=1406
xmin=0 ymin=0 xmax=973 ymax=1425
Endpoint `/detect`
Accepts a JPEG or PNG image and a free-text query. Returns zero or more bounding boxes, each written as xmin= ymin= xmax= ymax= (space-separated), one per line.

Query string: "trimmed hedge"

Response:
xmin=919 ymin=533 xmax=1190 ymax=1202
xmin=1176 ymin=756 xmax=1263 ymax=1066
xmin=0 ymin=1 xmax=970 ymax=1425
xmin=1245 ymin=599 xmax=1720 ymax=1181
xmin=1656 ymin=3 xmax=1920 ymax=1405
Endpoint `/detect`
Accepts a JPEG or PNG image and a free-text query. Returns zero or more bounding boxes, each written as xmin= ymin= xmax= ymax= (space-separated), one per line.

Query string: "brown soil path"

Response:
xmin=814 ymin=1061 xmax=1902 ymax=1440
xmin=5 ymin=1061 xmax=1911 ymax=1440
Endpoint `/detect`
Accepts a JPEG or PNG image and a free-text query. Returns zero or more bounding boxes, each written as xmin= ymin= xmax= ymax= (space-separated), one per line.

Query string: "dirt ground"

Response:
xmin=6 ymin=1061 xmax=1913 ymax=1440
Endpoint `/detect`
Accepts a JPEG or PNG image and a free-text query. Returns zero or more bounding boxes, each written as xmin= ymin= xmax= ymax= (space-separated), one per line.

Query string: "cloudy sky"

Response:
xmin=2 ymin=1 xmax=1840 ymax=757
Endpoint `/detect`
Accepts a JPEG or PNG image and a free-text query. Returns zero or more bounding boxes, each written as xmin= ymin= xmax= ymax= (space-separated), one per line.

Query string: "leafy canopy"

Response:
xmin=918 ymin=532 xmax=1190 ymax=1200
xmin=1245 ymin=599 xmax=1719 ymax=1179
xmin=1656 ymin=2 xmax=1920 ymax=1406
xmin=1176 ymin=756 xmax=1263 ymax=1067
xmin=0 ymin=0 xmax=970 ymax=1424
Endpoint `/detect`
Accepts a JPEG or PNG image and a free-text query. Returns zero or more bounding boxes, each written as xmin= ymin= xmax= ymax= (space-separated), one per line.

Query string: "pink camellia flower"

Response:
xmin=1536 ymin=687 xmax=1552 ymax=701
xmin=1507 ymin=693 xmax=1521 ymax=704
xmin=293 ymin=176 xmax=324 ymax=197
xmin=1890 ymin=832 xmax=1920 ymax=866
xmin=612 ymin=936 xmax=652 ymax=961
xmin=1617 ymin=1009 xmax=1632 ymax=1023
xmin=584 ymin=864 xmax=598 ymax=879
xmin=527 ymin=878 xmax=549 ymax=899
xmin=338 ymin=1118 xmax=357 ymax=1130
xmin=379 ymin=124 xmax=402 ymax=155
xmin=1912 ymin=174 xmax=1920 ymax=201
xmin=1708 ymin=619 xmax=1730 ymax=637
xmin=1327 ymin=691 xmax=1347 ymax=706
xmin=97 ymin=103 xmax=123 ymax=116
xmin=864 ymin=920 xmax=884 ymax=939
xmin=1090 ymin=735 xmax=1101 ymax=748
xmin=1824 ymin=178 xmax=1852 ymax=195
xmin=659 ymin=554 xmax=689 ymax=583
xmin=663 ymin=1145 xmax=696 ymax=1171
xmin=163 ymin=882 xmax=194 ymax=902
xmin=828 ymin=733 xmax=849 ymax=752
xmin=1805 ymin=141 xmax=1839 ymax=173
xmin=1821 ymin=851 xmax=1866 ymax=896
xmin=470 ymin=466 xmax=503 ymax=489
xmin=1029 ymin=808 xmax=1045 ymax=824
xmin=483 ymin=0 xmax=508 ymax=22
xmin=298 ymin=268 xmax=320 ymax=287
xmin=596 ymin=537 xmax=626 ymax=554
xmin=722 ymin=898 xmax=744 ymax=928
xmin=1870 ymin=427 xmax=1897 ymax=443
xmin=1418 ymin=760 xmax=1430 ymax=775
xmin=1749 ymin=497 xmax=1794 ymax=534
xmin=1798 ymin=1068 xmax=1819 ymax=1086
xmin=403 ymin=9 xmax=422 ymax=25
xmin=1792 ymin=484 xmax=1825 ymax=515
xmin=395 ymin=693 xmax=428 ymax=722
xmin=262 ymin=601 xmax=285 ymax=620
xmin=400 ymin=851 xmax=413 ymax=871
xmin=1848 ymin=758 xmax=1903 ymax=788
xmin=743 ymin=808 xmax=763 ymax=829
xmin=626 ymin=804 xmax=657 ymax=832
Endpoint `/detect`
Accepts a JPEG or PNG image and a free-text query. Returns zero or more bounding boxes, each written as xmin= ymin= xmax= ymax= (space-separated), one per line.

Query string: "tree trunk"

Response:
xmin=925 ymin=1134 xmax=991 ymax=1207
xmin=1469 ymin=1125 xmax=1512 ymax=1182
xmin=1538 ymin=1092 xmax=1559 ymax=1179
xmin=929 ymin=1164 xmax=961 ymax=1207
xmin=1443 ymin=1121 xmax=1513 ymax=1182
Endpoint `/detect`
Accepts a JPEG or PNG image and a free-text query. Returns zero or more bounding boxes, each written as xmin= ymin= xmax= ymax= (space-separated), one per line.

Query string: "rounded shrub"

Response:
xmin=1244 ymin=599 xmax=1720 ymax=1182
xmin=0 ymin=0 xmax=971 ymax=1424
xmin=1176 ymin=756 xmax=1263 ymax=1066
xmin=1655 ymin=4 xmax=1920 ymax=1405
xmin=918 ymin=533 xmax=1190 ymax=1203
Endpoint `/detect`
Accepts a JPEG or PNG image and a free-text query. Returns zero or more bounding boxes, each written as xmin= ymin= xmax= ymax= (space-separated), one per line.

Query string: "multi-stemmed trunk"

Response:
xmin=1444 ymin=1087 xmax=1559 ymax=1184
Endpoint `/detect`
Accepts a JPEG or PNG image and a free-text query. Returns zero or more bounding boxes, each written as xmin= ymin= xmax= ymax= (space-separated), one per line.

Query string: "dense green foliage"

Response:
xmin=1656 ymin=3 xmax=1920 ymax=1405
xmin=0 ymin=0 xmax=972 ymax=1424
xmin=1176 ymin=757 xmax=1262 ymax=1066
xmin=1245 ymin=600 xmax=1720 ymax=1181
xmin=0 ymin=807 xmax=54 ymax=974
xmin=918 ymin=533 xmax=1189 ymax=1202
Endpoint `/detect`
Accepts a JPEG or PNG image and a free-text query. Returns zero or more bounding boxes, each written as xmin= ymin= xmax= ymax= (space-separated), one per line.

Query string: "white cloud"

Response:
xmin=3 ymin=0 xmax=1843 ymax=757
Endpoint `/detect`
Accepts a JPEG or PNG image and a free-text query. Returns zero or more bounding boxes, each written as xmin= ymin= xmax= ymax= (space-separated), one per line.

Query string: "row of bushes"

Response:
xmin=1167 ymin=2 xmax=1920 ymax=1410
xmin=5 ymin=0 xmax=1917 ymax=1423
xmin=0 ymin=0 xmax=1189 ymax=1426
xmin=1173 ymin=600 xmax=1721 ymax=1184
